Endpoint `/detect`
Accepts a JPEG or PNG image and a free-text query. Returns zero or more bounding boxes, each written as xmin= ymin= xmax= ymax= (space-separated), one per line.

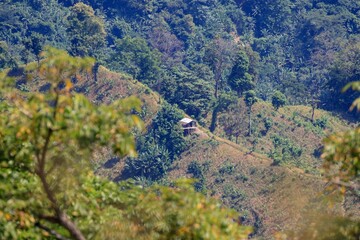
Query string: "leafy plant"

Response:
xmin=0 ymin=47 xmax=252 ymax=240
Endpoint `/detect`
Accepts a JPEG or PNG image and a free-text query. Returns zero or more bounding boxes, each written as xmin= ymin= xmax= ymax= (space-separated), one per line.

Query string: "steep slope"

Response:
xmin=210 ymin=100 xmax=355 ymax=173
xmin=15 ymin=64 xmax=356 ymax=238
xmin=79 ymin=67 xmax=358 ymax=238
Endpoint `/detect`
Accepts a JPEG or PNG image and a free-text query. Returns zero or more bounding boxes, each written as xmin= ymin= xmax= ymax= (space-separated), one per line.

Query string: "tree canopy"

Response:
xmin=0 ymin=47 xmax=252 ymax=239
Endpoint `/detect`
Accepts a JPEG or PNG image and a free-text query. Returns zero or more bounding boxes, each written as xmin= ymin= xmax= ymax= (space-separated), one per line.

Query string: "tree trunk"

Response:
xmin=58 ymin=213 xmax=86 ymax=240
xmin=248 ymin=107 xmax=252 ymax=136
xmin=93 ymin=61 xmax=100 ymax=82
xmin=311 ymin=105 xmax=315 ymax=123
xmin=210 ymin=105 xmax=219 ymax=133
xmin=214 ymin=78 xmax=219 ymax=99
xmin=36 ymin=54 xmax=40 ymax=67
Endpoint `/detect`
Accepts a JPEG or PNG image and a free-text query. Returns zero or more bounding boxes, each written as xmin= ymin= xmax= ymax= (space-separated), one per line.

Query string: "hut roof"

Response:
xmin=180 ymin=118 xmax=195 ymax=124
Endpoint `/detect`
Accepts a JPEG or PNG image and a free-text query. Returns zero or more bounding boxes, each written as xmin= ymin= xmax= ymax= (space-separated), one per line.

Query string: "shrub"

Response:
xmin=236 ymin=173 xmax=249 ymax=182
xmin=222 ymin=184 xmax=246 ymax=200
xmin=187 ymin=160 xmax=207 ymax=192
xmin=313 ymin=116 xmax=329 ymax=129
xmin=187 ymin=161 xmax=203 ymax=179
xmin=270 ymin=135 xmax=303 ymax=165
xmin=219 ymin=162 xmax=236 ymax=175
xmin=271 ymin=90 xmax=287 ymax=110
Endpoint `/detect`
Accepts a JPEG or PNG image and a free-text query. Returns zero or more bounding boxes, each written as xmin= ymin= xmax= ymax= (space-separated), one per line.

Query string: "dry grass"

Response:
xmin=25 ymin=65 xmax=355 ymax=239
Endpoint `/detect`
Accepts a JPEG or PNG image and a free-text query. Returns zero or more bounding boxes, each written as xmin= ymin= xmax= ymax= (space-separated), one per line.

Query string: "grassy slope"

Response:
xmin=211 ymin=100 xmax=354 ymax=173
xmin=62 ymin=67 xmax=358 ymax=238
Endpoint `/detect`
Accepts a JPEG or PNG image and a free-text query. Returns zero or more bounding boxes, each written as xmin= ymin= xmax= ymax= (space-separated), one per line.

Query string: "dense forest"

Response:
xmin=0 ymin=0 xmax=360 ymax=239
xmin=1 ymin=0 xmax=360 ymax=116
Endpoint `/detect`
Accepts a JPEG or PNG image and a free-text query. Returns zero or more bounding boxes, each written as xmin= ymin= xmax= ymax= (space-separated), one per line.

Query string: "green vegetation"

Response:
xmin=125 ymin=102 xmax=187 ymax=181
xmin=322 ymin=81 xmax=360 ymax=194
xmin=0 ymin=48 xmax=251 ymax=239
xmin=272 ymin=91 xmax=287 ymax=110
xmin=2 ymin=0 xmax=359 ymax=117
xmin=1 ymin=0 xmax=360 ymax=239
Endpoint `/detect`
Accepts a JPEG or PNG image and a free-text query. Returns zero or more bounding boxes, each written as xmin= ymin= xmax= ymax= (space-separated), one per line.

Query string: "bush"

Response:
xmin=187 ymin=160 xmax=208 ymax=192
xmin=219 ymin=162 xmax=236 ymax=175
xmin=313 ymin=116 xmax=329 ymax=129
xmin=187 ymin=161 xmax=203 ymax=178
xmin=270 ymin=135 xmax=303 ymax=165
xmin=236 ymin=173 xmax=249 ymax=182
xmin=271 ymin=90 xmax=287 ymax=110
xmin=222 ymin=184 xmax=246 ymax=200
xmin=125 ymin=142 xmax=171 ymax=181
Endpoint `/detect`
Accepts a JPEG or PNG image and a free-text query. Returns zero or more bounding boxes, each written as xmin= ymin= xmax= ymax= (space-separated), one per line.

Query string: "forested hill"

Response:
xmin=1 ymin=0 xmax=360 ymax=120
xmin=1 ymin=0 xmax=360 ymax=239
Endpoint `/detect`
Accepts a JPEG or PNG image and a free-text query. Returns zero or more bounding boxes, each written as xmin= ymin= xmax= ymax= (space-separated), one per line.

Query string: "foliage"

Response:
xmin=313 ymin=115 xmax=329 ymax=129
xmin=204 ymin=36 xmax=237 ymax=98
xmin=0 ymin=47 xmax=142 ymax=239
xmin=219 ymin=162 xmax=236 ymax=175
xmin=222 ymin=184 xmax=246 ymax=201
xmin=161 ymin=66 xmax=215 ymax=118
xmin=109 ymin=37 xmax=161 ymax=86
xmin=0 ymin=41 xmax=14 ymax=69
xmin=67 ymin=3 xmax=106 ymax=58
xmin=322 ymin=126 xmax=360 ymax=190
xmin=228 ymin=50 xmax=255 ymax=96
xmin=271 ymin=90 xmax=287 ymax=110
xmin=124 ymin=140 xmax=170 ymax=181
xmin=244 ymin=90 xmax=258 ymax=108
xmin=322 ymin=81 xmax=360 ymax=193
xmin=0 ymin=47 xmax=252 ymax=239
xmin=187 ymin=161 xmax=207 ymax=193
xmin=343 ymin=80 xmax=360 ymax=111
xmin=270 ymin=135 xmax=303 ymax=166
xmin=151 ymin=102 xmax=187 ymax=159
xmin=125 ymin=102 xmax=187 ymax=181
xmin=2 ymin=0 xmax=360 ymax=113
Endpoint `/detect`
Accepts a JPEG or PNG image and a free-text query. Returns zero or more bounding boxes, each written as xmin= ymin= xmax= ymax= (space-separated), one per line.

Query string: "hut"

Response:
xmin=179 ymin=117 xmax=197 ymax=135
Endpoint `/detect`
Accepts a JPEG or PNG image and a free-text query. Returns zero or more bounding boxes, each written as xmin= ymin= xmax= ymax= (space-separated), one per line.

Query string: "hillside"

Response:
xmin=211 ymin=100 xmax=354 ymax=173
xmin=1 ymin=0 xmax=360 ymax=238
xmin=84 ymin=67 xmax=358 ymax=238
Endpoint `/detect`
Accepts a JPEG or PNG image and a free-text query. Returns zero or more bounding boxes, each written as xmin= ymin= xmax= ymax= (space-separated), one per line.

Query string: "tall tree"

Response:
xmin=204 ymin=37 xmax=236 ymax=98
xmin=228 ymin=50 xmax=255 ymax=96
xmin=271 ymin=90 xmax=287 ymax=111
xmin=0 ymin=47 xmax=251 ymax=240
xmin=23 ymin=33 xmax=45 ymax=65
xmin=0 ymin=47 xmax=142 ymax=240
xmin=110 ymin=37 xmax=161 ymax=87
xmin=67 ymin=3 xmax=106 ymax=58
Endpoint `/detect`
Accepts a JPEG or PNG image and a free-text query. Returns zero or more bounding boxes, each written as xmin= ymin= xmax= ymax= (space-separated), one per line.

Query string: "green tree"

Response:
xmin=161 ymin=66 xmax=215 ymax=118
xmin=321 ymin=81 xmax=360 ymax=194
xmin=125 ymin=139 xmax=171 ymax=181
xmin=271 ymin=90 xmax=287 ymax=110
xmin=23 ymin=33 xmax=45 ymax=65
xmin=0 ymin=47 xmax=142 ymax=240
xmin=0 ymin=47 xmax=251 ymax=240
xmin=204 ymin=37 xmax=236 ymax=98
xmin=0 ymin=41 xmax=16 ymax=69
xmin=67 ymin=3 xmax=106 ymax=58
xmin=110 ymin=37 xmax=161 ymax=87
xmin=228 ymin=50 xmax=255 ymax=96
xmin=151 ymin=102 xmax=187 ymax=159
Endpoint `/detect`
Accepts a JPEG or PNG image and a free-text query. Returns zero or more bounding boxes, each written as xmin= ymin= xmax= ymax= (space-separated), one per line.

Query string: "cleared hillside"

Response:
xmin=210 ymin=99 xmax=355 ymax=174
xmin=82 ymin=67 xmax=358 ymax=238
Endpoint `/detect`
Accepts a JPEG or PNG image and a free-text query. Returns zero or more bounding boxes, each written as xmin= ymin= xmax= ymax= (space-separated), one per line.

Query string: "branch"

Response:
xmin=35 ymin=222 xmax=70 ymax=240
xmin=330 ymin=179 xmax=360 ymax=196
xmin=35 ymin=90 xmax=86 ymax=240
